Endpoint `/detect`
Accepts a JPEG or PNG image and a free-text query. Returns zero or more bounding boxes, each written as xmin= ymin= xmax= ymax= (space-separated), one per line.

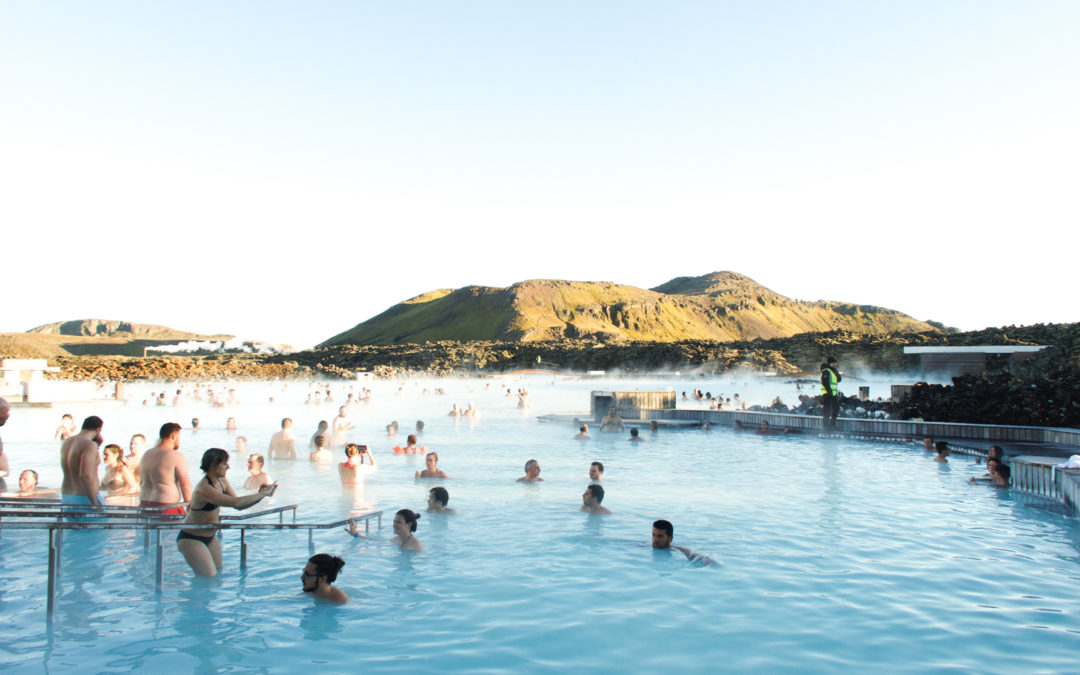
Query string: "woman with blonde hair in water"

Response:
xmin=178 ymin=448 xmax=277 ymax=577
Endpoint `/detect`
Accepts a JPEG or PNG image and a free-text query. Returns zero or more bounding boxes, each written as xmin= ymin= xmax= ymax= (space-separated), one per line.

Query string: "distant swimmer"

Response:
xmin=310 ymin=434 xmax=333 ymax=462
xmin=244 ymin=453 xmax=274 ymax=490
xmin=191 ymin=417 xmax=200 ymax=431
xmin=415 ymin=452 xmax=449 ymax=479
xmin=346 ymin=508 xmax=423 ymax=552
xmin=394 ymin=434 xmax=425 ymax=455
xmin=756 ymin=420 xmax=779 ymax=436
xmin=140 ymin=422 xmax=192 ymax=515
xmin=310 ymin=421 xmax=331 ymax=450
xmin=416 ymin=420 xmax=425 ymax=434
xmin=970 ymin=458 xmax=1011 ymax=487
xmin=427 ymin=487 xmax=456 ymax=514
xmin=580 ymin=484 xmax=612 ymax=515
xmin=464 ymin=402 xmax=479 ymax=418
xmin=574 ymin=424 xmax=590 ymax=440
xmin=649 ymin=420 xmax=659 ymax=433
xmin=448 ymin=404 xmax=460 ymax=417
xmin=517 ymin=459 xmax=543 ymax=483
xmin=226 ymin=417 xmax=237 ymax=432
xmin=54 ymin=413 xmax=76 ymax=441
xmin=651 ymin=519 xmax=716 ymax=566
xmin=339 ymin=443 xmax=376 ymax=485
xmin=599 ymin=407 xmax=624 ymax=433
xmin=332 ymin=406 xmax=353 ymax=446
xmin=934 ymin=441 xmax=950 ymax=463
xmin=177 ymin=448 xmax=277 ymax=577
xmin=235 ymin=435 xmax=248 ymax=454
xmin=629 ymin=428 xmax=643 ymax=442
xmin=268 ymin=418 xmax=296 ymax=460
xmin=922 ymin=436 xmax=935 ymax=452
xmin=60 ymin=416 xmax=106 ymax=507
xmin=302 ymin=554 xmax=348 ymax=603
xmin=589 ymin=461 xmax=603 ymax=483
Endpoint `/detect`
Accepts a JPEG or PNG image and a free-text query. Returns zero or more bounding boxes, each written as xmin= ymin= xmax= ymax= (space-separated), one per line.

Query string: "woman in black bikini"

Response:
xmin=177 ymin=448 xmax=277 ymax=577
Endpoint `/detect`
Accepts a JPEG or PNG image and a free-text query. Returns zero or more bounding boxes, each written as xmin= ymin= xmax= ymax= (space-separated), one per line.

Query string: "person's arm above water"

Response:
xmin=674 ymin=545 xmax=716 ymax=566
xmin=196 ymin=479 xmax=275 ymax=510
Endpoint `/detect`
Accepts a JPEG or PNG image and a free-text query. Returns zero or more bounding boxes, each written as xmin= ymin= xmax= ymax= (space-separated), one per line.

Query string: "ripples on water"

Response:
xmin=2 ymin=377 xmax=1079 ymax=672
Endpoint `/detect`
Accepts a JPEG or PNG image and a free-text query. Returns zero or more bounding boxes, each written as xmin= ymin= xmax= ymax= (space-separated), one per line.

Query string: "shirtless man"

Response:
xmin=139 ymin=422 xmax=191 ymax=515
xmin=579 ymin=484 xmax=612 ymax=514
xmin=574 ymin=424 xmax=590 ymax=440
xmin=516 ymin=459 xmax=543 ymax=483
xmin=599 ymin=407 xmax=625 ymax=433
xmin=332 ymin=406 xmax=353 ymax=446
xmin=127 ymin=433 xmax=146 ymax=484
xmin=589 ymin=461 xmax=603 ymax=483
xmin=268 ymin=418 xmax=296 ymax=460
xmin=60 ymin=415 xmax=105 ymax=506
xmin=426 ymin=486 xmax=456 ymax=514
xmin=54 ymin=413 xmax=76 ymax=441
xmin=651 ymin=519 xmax=716 ymax=566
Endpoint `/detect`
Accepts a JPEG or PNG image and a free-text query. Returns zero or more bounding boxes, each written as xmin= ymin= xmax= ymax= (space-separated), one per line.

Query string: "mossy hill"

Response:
xmin=28 ymin=319 xmax=232 ymax=340
xmin=320 ymin=272 xmax=941 ymax=347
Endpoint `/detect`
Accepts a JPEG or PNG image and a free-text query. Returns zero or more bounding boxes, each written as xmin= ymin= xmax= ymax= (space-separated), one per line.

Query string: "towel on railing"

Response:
xmin=1054 ymin=455 xmax=1080 ymax=470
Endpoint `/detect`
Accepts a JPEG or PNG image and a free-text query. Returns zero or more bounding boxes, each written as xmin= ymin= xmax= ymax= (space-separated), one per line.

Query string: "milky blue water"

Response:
xmin=2 ymin=376 xmax=1079 ymax=673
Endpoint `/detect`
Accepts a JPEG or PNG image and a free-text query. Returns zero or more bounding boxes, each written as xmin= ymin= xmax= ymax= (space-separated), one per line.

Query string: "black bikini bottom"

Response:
xmin=176 ymin=529 xmax=216 ymax=546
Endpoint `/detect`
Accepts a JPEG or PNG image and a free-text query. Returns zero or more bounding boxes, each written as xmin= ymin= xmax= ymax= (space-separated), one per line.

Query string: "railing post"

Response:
xmin=240 ymin=529 xmax=247 ymax=569
xmin=308 ymin=528 xmax=314 ymax=553
xmin=155 ymin=529 xmax=164 ymax=594
xmin=47 ymin=527 xmax=57 ymax=624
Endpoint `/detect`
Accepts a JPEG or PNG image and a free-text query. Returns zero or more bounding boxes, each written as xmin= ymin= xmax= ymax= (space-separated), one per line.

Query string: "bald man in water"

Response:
xmin=60 ymin=415 xmax=105 ymax=506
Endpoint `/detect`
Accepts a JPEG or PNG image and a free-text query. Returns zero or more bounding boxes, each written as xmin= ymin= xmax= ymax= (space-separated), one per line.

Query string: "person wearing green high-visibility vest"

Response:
xmin=820 ymin=357 xmax=841 ymax=429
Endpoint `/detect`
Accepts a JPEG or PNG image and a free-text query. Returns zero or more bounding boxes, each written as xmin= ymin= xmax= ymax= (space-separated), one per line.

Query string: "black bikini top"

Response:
xmin=195 ymin=479 xmax=222 ymax=511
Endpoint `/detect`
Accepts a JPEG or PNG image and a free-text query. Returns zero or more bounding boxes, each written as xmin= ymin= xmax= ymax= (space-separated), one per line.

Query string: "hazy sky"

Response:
xmin=3 ymin=2 xmax=1077 ymax=348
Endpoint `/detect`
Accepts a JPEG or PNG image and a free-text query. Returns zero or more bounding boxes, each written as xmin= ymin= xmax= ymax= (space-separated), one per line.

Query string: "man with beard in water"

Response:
xmin=60 ymin=416 xmax=106 ymax=507
xmin=301 ymin=553 xmax=348 ymax=603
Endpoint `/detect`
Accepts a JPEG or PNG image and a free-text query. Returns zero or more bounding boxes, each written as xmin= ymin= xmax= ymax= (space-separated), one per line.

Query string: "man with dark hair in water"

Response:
xmin=60 ymin=416 xmax=105 ymax=507
xmin=302 ymin=553 xmax=348 ymax=603
xmin=427 ymin=486 xmax=456 ymax=514
xmin=580 ymin=484 xmax=612 ymax=514
xmin=651 ymin=519 xmax=715 ymax=565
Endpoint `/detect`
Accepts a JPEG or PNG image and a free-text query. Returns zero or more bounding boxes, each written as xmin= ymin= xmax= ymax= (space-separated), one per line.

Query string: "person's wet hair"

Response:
xmin=103 ymin=443 xmax=123 ymax=461
xmin=653 ymin=519 xmax=673 ymax=538
xmin=160 ymin=422 xmax=182 ymax=439
xmin=935 ymin=441 xmax=949 ymax=454
xmin=988 ymin=445 xmax=1004 ymax=461
xmin=308 ymin=553 xmax=345 ymax=583
xmin=82 ymin=415 xmax=104 ymax=432
xmin=996 ymin=463 xmax=1011 ymax=483
xmin=586 ymin=484 xmax=605 ymax=503
xmin=407 ymin=434 xmax=418 ymax=445
xmin=397 ymin=509 xmax=421 ymax=532
xmin=345 ymin=443 xmax=359 ymax=457
xmin=525 ymin=459 xmax=538 ymax=472
xmin=200 ymin=448 xmax=229 ymax=472
xmin=630 ymin=427 xmax=639 ymax=437
xmin=591 ymin=461 xmax=604 ymax=473
xmin=429 ymin=487 xmax=449 ymax=506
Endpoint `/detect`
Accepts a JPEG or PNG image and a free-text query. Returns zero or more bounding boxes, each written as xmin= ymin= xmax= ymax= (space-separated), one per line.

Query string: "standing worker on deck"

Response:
xmin=820 ymin=357 xmax=841 ymax=430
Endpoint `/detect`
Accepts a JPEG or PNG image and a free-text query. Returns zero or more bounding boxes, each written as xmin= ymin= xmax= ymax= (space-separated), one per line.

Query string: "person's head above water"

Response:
xmin=19 ymin=469 xmax=38 ymax=493
xmin=396 ymin=508 xmax=420 ymax=532
xmin=302 ymin=553 xmax=348 ymax=602
xmin=589 ymin=461 xmax=604 ymax=480
xmin=407 ymin=434 xmax=418 ymax=446
xmin=988 ymin=445 xmax=1004 ymax=461
xmin=935 ymin=441 xmax=950 ymax=455
xmin=200 ymin=448 xmax=229 ymax=473
xmin=584 ymin=484 xmax=605 ymax=505
xmin=630 ymin=428 xmax=639 ymax=438
xmin=525 ymin=459 xmax=540 ymax=475
xmin=429 ymin=486 xmax=449 ymax=507
xmin=652 ymin=519 xmax=674 ymax=549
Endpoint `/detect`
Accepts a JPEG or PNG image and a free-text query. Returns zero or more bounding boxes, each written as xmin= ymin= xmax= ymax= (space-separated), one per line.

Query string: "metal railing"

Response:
xmin=0 ymin=502 xmax=381 ymax=624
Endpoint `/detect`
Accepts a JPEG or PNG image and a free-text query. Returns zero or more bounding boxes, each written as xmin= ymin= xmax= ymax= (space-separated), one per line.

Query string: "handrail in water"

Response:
xmin=0 ymin=505 xmax=379 ymax=624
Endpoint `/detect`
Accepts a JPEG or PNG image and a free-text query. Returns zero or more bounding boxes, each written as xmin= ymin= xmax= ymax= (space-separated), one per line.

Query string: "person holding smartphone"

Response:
xmin=176 ymin=448 xmax=277 ymax=577
xmin=338 ymin=443 xmax=377 ymax=486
